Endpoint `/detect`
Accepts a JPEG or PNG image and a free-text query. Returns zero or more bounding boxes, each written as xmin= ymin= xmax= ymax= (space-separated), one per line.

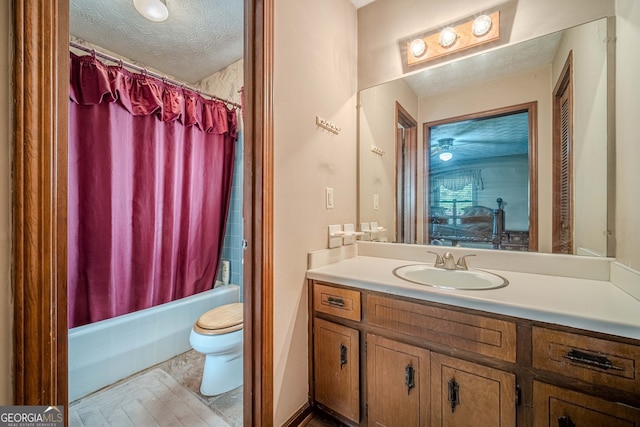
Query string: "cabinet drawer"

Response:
xmin=313 ymin=282 xmax=361 ymax=322
xmin=533 ymin=381 xmax=640 ymax=427
xmin=366 ymin=294 xmax=516 ymax=362
xmin=533 ymin=326 xmax=640 ymax=394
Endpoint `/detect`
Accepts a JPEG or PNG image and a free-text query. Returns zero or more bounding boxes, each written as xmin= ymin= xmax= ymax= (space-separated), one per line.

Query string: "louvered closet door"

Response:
xmin=553 ymin=54 xmax=573 ymax=254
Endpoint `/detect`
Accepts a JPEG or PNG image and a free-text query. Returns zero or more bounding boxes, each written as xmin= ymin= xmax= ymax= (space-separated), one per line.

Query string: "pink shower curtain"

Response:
xmin=68 ymin=53 xmax=237 ymax=328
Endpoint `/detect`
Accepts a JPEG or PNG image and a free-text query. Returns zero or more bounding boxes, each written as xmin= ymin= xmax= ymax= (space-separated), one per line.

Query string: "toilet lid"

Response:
xmin=195 ymin=303 xmax=243 ymax=335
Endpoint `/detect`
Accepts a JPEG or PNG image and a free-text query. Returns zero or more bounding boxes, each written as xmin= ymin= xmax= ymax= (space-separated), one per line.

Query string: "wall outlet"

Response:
xmin=326 ymin=187 xmax=334 ymax=209
xmin=373 ymin=194 xmax=379 ymax=210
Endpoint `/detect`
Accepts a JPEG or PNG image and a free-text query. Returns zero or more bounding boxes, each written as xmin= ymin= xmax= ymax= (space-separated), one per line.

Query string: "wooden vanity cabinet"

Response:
xmin=533 ymin=382 xmax=640 ymax=427
xmin=313 ymin=317 xmax=360 ymax=423
xmin=431 ymin=353 xmax=516 ymax=427
xmin=308 ymin=280 xmax=640 ymax=427
xmin=366 ymin=334 xmax=431 ymax=426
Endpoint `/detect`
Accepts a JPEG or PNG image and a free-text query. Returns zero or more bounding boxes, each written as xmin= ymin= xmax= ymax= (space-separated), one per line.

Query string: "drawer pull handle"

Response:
xmin=448 ymin=378 xmax=460 ymax=413
xmin=339 ymin=343 xmax=347 ymax=369
xmin=563 ymin=349 xmax=623 ymax=371
xmin=327 ymin=296 xmax=345 ymax=308
xmin=404 ymin=364 xmax=415 ymax=395
xmin=558 ymin=416 xmax=575 ymax=427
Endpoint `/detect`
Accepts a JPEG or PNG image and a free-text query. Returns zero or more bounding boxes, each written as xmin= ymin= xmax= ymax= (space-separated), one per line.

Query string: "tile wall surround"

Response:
xmin=217 ymin=132 xmax=244 ymax=291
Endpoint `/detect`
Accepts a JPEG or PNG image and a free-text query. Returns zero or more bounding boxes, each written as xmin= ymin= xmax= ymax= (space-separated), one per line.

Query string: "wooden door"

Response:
xmin=553 ymin=52 xmax=574 ymax=254
xmin=367 ymin=334 xmax=430 ymax=427
xmin=313 ymin=318 xmax=360 ymax=423
xmin=395 ymin=102 xmax=417 ymax=244
xmin=533 ymin=381 xmax=640 ymax=427
xmin=431 ymin=353 xmax=516 ymax=427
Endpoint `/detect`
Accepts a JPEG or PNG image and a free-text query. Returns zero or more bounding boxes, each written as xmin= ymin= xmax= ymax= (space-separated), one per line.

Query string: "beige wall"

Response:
xmin=615 ymin=0 xmax=640 ymax=269
xmin=552 ymin=19 xmax=609 ymax=256
xmin=273 ymin=0 xmax=358 ymax=423
xmin=358 ymin=0 xmax=615 ymax=90
xmin=358 ymin=79 xmax=418 ymax=241
xmin=0 ymin=0 xmax=12 ymax=405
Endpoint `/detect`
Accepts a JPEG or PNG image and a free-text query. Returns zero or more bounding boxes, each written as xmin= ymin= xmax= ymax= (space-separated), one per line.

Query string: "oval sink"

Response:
xmin=392 ymin=264 xmax=508 ymax=290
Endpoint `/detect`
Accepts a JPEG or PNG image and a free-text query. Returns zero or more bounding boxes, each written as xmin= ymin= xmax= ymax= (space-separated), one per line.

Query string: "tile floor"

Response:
xmin=70 ymin=349 xmax=242 ymax=427
xmin=71 ymin=349 xmax=345 ymax=427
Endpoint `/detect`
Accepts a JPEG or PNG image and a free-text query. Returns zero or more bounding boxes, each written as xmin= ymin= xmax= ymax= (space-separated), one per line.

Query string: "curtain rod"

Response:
xmin=69 ymin=41 xmax=242 ymax=110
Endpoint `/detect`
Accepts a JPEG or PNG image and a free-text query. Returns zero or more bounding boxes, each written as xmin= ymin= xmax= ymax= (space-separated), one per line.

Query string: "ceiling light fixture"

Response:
xmin=439 ymin=27 xmax=458 ymax=48
xmin=439 ymin=151 xmax=453 ymax=161
xmin=471 ymin=15 xmax=493 ymax=37
xmin=437 ymin=138 xmax=454 ymax=161
xmin=410 ymin=38 xmax=427 ymax=57
xmin=133 ymin=0 xmax=169 ymax=22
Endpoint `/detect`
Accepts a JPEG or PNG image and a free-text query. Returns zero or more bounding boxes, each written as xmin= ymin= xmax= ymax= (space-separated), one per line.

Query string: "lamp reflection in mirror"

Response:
xmin=439 ymin=151 xmax=453 ymax=161
xmin=436 ymin=138 xmax=454 ymax=161
xmin=134 ymin=0 xmax=169 ymax=22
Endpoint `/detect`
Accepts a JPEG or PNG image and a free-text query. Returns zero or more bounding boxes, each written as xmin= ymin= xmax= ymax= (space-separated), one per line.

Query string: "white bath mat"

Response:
xmin=69 ymin=368 xmax=231 ymax=427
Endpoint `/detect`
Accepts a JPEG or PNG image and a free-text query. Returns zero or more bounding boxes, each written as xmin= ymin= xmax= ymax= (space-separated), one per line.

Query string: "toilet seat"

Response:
xmin=194 ymin=302 xmax=243 ymax=335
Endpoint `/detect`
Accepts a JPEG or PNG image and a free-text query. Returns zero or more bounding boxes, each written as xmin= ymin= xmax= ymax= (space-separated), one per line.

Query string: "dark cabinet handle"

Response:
xmin=405 ymin=364 xmax=415 ymax=395
xmin=448 ymin=378 xmax=460 ymax=413
xmin=558 ymin=416 xmax=576 ymax=427
xmin=327 ymin=296 xmax=345 ymax=308
xmin=563 ymin=349 xmax=623 ymax=371
xmin=339 ymin=343 xmax=347 ymax=369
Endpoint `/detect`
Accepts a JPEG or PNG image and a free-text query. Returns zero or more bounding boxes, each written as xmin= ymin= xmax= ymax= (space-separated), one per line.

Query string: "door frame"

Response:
xmin=10 ymin=0 xmax=274 ymax=425
xmin=422 ymin=102 xmax=539 ymax=251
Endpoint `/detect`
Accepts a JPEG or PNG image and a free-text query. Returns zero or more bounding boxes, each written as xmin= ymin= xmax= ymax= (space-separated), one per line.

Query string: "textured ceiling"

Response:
xmin=405 ymin=31 xmax=563 ymax=98
xmin=429 ymin=112 xmax=530 ymax=172
xmin=70 ymin=0 xmax=372 ymax=84
xmin=69 ymin=0 xmax=244 ymax=83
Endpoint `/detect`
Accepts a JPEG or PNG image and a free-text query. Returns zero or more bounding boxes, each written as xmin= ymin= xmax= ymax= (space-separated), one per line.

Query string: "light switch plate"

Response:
xmin=373 ymin=194 xmax=379 ymax=210
xmin=326 ymin=187 xmax=334 ymax=209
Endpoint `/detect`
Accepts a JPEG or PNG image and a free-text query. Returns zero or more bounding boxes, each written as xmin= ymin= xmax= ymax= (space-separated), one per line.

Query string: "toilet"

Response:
xmin=189 ymin=302 xmax=243 ymax=396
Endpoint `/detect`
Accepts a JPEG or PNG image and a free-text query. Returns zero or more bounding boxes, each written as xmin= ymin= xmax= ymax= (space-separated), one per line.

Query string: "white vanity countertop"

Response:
xmin=306 ymin=255 xmax=640 ymax=341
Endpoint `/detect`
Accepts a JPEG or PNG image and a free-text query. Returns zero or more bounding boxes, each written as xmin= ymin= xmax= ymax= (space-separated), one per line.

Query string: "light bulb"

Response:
xmin=472 ymin=15 xmax=493 ymax=37
xmin=410 ymin=38 xmax=427 ymax=57
xmin=134 ymin=0 xmax=169 ymax=22
xmin=439 ymin=27 xmax=458 ymax=48
xmin=439 ymin=152 xmax=453 ymax=161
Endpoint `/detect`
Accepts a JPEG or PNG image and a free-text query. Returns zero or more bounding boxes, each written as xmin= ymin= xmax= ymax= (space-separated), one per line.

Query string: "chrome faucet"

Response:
xmin=442 ymin=252 xmax=457 ymax=270
xmin=427 ymin=251 xmax=476 ymax=271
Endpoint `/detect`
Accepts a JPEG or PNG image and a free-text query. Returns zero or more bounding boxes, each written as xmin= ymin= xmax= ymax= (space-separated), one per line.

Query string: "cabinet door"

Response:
xmin=367 ymin=334 xmax=430 ymax=427
xmin=533 ymin=381 xmax=640 ymax=427
xmin=313 ymin=318 xmax=360 ymax=423
xmin=431 ymin=353 xmax=516 ymax=427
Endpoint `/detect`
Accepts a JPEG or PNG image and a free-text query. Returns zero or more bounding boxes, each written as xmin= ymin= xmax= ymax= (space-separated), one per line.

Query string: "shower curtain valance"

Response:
xmin=69 ymin=53 xmax=237 ymax=137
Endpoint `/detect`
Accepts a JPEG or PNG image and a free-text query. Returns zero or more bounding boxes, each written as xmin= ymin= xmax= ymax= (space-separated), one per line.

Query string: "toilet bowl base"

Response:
xmin=200 ymin=352 xmax=243 ymax=396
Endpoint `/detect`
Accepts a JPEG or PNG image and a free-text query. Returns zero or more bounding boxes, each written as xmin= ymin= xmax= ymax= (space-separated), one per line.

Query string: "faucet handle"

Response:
xmin=456 ymin=254 xmax=476 ymax=270
xmin=426 ymin=250 xmax=444 ymax=267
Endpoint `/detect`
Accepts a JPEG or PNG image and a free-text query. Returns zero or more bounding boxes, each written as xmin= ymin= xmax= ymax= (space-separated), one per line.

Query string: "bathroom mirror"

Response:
xmin=358 ymin=17 xmax=614 ymax=256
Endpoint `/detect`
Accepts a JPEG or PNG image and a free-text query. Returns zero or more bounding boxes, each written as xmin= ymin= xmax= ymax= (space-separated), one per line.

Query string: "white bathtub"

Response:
xmin=68 ymin=283 xmax=241 ymax=402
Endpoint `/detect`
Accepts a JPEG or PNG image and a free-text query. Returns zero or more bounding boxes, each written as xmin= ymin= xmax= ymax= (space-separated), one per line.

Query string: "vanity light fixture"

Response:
xmin=439 ymin=27 xmax=458 ymax=48
xmin=406 ymin=10 xmax=500 ymax=67
xmin=410 ymin=38 xmax=427 ymax=57
xmin=133 ymin=0 xmax=169 ymax=22
xmin=471 ymin=14 xmax=493 ymax=37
